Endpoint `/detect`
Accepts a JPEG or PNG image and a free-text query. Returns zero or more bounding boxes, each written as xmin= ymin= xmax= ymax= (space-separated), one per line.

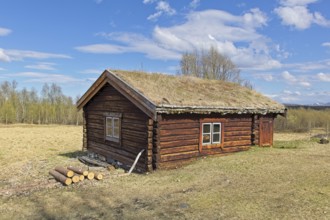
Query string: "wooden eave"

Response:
xmin=77 ymin=70 xmax=157 ymax=120
xmin=155 ymin=105 xmax=286 ymax=115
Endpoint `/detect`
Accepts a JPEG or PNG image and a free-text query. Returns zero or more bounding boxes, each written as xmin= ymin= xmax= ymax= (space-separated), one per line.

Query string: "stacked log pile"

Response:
xmin=49 ymin=166 xmax=103 ymax=186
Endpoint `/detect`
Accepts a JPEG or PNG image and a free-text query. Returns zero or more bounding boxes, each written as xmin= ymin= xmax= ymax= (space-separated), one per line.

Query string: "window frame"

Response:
xmin=199 ymin=119 xmax=225 ymax=151
xmin=104 ymin=113 xmax=122 ymax=143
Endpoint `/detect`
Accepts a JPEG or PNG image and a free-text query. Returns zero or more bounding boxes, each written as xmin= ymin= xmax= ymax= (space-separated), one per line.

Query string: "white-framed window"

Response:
xmin=104 ymin=113 xmax=121 ymax=142
xmin=202 ymin=123 xmax=221 ymax=145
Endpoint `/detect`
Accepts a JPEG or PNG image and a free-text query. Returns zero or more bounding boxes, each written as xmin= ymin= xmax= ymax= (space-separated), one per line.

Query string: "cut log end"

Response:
xmin=94 ymin=173 xmax=103 ymax=180
xmin=79 ymin=175 xmax=85 ymax=181
xmin=55 ymin=166 xmax=74 ymax=178
xmin=87 ymin=172 xmax=95 ymax=180
xmin=72 ymin=175 xmax=80 ymax=183
xmin=65 ymin=178 xmax=72 ymax=186
xmin=49 ymin=170 xmax=72 ymax=186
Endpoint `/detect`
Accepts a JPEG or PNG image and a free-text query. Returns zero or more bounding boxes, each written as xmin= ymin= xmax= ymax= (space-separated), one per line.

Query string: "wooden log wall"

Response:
xmin=154 ymin=114 xmax=257 ymax=169
xmin=252 ymin=115 xmax=260 ymax=146
xmin=84 ymin=83 xmax=150 ymax=171
xmin=153 ymin=115 xmax=200 ymax=169
xmin=82 ymin=111 xmax=87 ymax=152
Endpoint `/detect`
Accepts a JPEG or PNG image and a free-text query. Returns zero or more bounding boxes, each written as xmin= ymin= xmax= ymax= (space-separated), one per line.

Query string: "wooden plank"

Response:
xmin=160 ymin=145 xmax=198 ymax=155
xmin=160 ymin=150 xmax=199 ymax=162
xmin=224 ymin=140 xmax=251 ymax=147
xmin=225 ymin=126 xmax=251 ymax=132
xmin=225 ymin=122 xmax=252 ymax=127
xmin=159 ymin=134 xmax=197 ymax=142
xmin=159 ymin=118 xmax=198 ymax=125
xmin=158 ymin=122 xmax=199 ymax=130
xmin=160 ymin=128 xmax=199 ymax=136
xmin=160 ymin=139 xmax=199 ymax=148
xmin=201 ymin=144 xmax=222 ymax=150
xmin=224 ymin=131 xmax=251 ymax=136
xmin=224 ymin=135 xmax=251 ymax=142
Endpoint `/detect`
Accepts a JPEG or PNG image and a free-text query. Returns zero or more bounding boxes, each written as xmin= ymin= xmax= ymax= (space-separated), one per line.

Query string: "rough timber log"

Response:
xmin=72 ymin=175 xmax=80 ymax=183
xmin=79 ymin=175 xmax=85 ymax=181
xmin=94 ymin=172 xmax=103 ymax=180
xmin=49 ymin=170 xmax=72 ymax=186
xmin=87 ymin=172 xmax=95 ymax=180
xmin=67 ymin=166 xmax=89 ymax=176
xmin=55 ymin=166 xmax=74 ymax=178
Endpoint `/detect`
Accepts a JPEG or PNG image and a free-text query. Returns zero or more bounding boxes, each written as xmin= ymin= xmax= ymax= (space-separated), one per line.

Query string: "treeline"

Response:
xmin=275 ymin=108 xmax=330 ymax=132
xmin=0 ymin=81 xmax=83 ymax=125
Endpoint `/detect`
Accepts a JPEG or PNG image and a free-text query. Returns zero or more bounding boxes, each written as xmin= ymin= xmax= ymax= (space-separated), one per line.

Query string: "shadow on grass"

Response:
xmin=273 ymin=140 xmax=302 ymax=149
xmin=59 ymin=150 xmax=86 ymax=158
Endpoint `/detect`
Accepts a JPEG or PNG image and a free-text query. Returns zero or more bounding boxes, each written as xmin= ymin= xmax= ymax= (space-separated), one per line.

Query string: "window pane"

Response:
xmin=113 ymin=127 xmax=119 ymax=138
xmin=203 ymin=124 xmax=211 ymax=133
xmin=213 ymin=133 xmax=220 ymax=143
xmin=113 ymin=118 xmax=120 ymax=138
xmin=213 ymin=124 xmax=220 ymax=133
xmin=106 ymin=118 xmax=113 ymax=136
xmin=113 ymin=118 xmax=119 ymax=129
xmin=203 ymin=134 xmax=211 ymax=144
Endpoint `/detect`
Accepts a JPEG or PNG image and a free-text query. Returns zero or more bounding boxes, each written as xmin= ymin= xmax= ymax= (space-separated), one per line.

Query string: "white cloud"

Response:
xmin=284 ymin=59 xmax=330 ymax=72
xmin=146 ymin=1 xmax=176 ymax=21
xmin=322 ymin=42 xmax=330 ymax=47
xmin=262 ymin=74 xmax=274 ymax=82
xmin=75 ymin=44 xmax=126 ymax=54
xmin=143 ymin=0 xmax=156 ymax=4
xmin=80 ymin=69 xmax=103 ymax=74
xmin=0 ymin=27 xmax=11 ymax=36
xmin=189 ymin=0 xmax=200 ymax=9
xmin=152 ymin=9 xmax=280 ymax=69
xmin=0 ymin=48 xmax=71 ymax=62
xmin=282 ymin=71 xmax=297 ymax=82
xmin=77 ymin=9 xmax=283 ymax=70
xmin=281 ymin=70 xmax=311 ymax=87
xmin=279 ymin=0 xmax=318 ymax=6
xmin=299 ymin=81 xmax=311 ymax=87
xmin=156 ymin=1 xmax=175 ymax=15
xmin=275 ymin=0 xmax=330 ymax=29
xmin=317 ymin=72 xmax=330 ymax=82
xmin=94 ymin=0 xmax=103 ymax=4
xmin=147 ymin=11 xmax=163 ymax=21
xmin=242 ymin=8 xmax=268 ymax=28
xmin=76 ymin=33 xmax=181 ymax=60
xmin=9 ymin=72 xmax=83 ymax=84
xmin=25 ymin=62 xmax=56 ymax=70
xmin=0 ymin=48 xmax=11 ymax=62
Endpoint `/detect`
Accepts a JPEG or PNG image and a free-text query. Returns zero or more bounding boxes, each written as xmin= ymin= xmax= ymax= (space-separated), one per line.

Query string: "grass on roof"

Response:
xmin=111 ymin=70 xmax=284 ymax=110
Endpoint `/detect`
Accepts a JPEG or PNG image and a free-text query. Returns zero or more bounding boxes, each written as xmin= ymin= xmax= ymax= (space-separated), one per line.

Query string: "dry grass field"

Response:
xmin=0 ymin=125 xmax=329 ymax=219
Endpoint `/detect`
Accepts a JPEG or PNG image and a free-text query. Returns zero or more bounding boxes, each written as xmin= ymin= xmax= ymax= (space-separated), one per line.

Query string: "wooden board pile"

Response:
xmin=49 ymin=166 xmax=103 ymax=186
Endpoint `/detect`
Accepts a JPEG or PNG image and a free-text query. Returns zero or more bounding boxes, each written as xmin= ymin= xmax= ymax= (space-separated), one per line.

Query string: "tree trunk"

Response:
xmin=55 ymin=166 xmax=74 ymax=177
xmin=67 ymin=166 xmax=88 ymax=176
xmin=49 ymin=170 xmax=72 ymax=185
xmin=94 ymin=172 xmax=103 ymax=180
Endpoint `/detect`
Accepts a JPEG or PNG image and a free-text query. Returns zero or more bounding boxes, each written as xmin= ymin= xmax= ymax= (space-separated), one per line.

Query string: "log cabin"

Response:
xmin=77 ymin=69 xmax=286 ymax=171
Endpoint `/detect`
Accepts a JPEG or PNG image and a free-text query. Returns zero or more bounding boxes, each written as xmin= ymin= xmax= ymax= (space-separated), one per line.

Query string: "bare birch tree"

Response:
xmin=180 ymin=46 xmax=252 ymax=88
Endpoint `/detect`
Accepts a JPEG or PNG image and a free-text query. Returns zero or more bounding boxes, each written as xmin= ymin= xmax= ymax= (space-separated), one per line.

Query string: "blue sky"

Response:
xmin=0 ymin=0 xmax=330 ymax=104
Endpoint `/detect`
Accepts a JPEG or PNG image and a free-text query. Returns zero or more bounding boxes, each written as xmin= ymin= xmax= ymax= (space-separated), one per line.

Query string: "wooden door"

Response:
xmin=259 ymin=118 xmax=273 ymax=146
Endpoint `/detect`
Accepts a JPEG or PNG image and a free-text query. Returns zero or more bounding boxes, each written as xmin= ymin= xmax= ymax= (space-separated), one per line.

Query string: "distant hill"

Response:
xmin=284 ymin=103 xmax=330 ymax=110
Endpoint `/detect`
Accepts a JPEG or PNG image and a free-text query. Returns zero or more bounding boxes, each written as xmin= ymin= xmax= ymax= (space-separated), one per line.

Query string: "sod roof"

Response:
xmin=77 ymin=69 xmax=286 ymax=116
xmin=110 ymin=70 xmax=285 ymax=114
